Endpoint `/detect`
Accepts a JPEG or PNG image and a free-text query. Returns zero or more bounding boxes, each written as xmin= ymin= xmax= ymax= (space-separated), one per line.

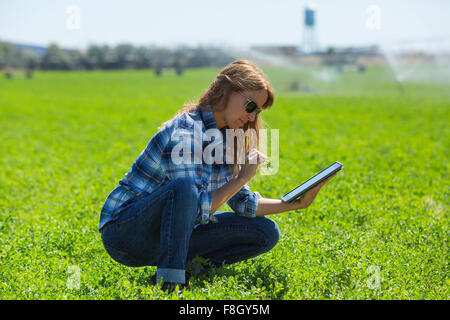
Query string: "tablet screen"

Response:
xmin=283 ymin=162 xmax=342 ymax=202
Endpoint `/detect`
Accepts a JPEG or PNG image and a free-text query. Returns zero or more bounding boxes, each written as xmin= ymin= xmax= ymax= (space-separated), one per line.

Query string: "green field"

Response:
xmin=0 ymin=66 xmax=448 ymax=299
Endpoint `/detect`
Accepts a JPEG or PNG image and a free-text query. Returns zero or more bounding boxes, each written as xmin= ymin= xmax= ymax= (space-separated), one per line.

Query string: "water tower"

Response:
xmin=302 ymin=4 xmax=318 ymax=53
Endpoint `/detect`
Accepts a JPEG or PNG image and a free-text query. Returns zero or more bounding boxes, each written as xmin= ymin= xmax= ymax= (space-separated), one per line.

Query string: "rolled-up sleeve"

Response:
xmin=227 ymin=184 xmax=261 ymax=218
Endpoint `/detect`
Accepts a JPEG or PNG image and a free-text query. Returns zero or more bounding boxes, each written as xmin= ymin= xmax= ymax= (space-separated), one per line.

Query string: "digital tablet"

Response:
xmin=281 ymin=161 xmax=343 ymax=203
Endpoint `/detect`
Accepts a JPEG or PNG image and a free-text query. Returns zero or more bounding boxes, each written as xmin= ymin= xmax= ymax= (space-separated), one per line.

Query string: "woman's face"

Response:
xmin=215 ymin=89 xmax=268 ymax=130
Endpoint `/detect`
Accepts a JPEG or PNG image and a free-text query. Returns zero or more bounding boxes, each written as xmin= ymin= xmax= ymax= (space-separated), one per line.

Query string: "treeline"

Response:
xmin=0 ymin=40 xmax=235 ymax=73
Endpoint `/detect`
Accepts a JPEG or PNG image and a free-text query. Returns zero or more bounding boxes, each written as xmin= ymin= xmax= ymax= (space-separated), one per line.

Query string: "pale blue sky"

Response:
xmin=1 ymin=0 xmax=449 ymax=51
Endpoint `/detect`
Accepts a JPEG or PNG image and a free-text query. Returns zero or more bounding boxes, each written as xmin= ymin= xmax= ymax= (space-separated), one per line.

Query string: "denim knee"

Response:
xmin=257 ymin=217 xmax=281 ymax=252
xmin=171 ymin=177 xmax=198 ymax=197
xmin=170 ymin=177 xmax=199 ymax=214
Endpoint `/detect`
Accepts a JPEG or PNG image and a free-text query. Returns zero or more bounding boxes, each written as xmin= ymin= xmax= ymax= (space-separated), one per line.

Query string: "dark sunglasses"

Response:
xmin=239 ymin=92 xmax=263 ymax=115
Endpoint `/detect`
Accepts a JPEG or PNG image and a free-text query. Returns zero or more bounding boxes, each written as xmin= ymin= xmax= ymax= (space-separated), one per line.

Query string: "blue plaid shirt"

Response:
xmin=99 ymin=105 xmax=261 ymax=231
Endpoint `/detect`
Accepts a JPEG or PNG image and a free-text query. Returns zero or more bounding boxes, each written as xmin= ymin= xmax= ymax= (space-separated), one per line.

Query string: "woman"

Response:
xmin=99 ymin=60 xmax=334 ymax=292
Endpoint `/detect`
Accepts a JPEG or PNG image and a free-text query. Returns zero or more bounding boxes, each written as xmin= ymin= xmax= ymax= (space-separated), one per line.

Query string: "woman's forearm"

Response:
xmin=255 ymin=197 xmax=295 ymax=216
xmin=210 ymin=176 xmax=247 ymax=213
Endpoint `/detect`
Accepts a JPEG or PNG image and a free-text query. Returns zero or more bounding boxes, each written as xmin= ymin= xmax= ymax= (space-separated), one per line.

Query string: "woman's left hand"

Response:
xmin=287 ymin=173 xmax=337 ymax=210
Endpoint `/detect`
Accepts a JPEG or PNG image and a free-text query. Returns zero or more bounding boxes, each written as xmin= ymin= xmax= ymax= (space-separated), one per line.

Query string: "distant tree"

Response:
xmin=115 ymin=44 xmax=137 ymax=69
xmin=0 ymin=41 xmax=7 ymax=68
xmin=184 ymin=46 xmax=233 ymax=68
xmin=41 ymin=43 xmax=72 ymax=70
xmin=134 ymin=46 xmax=152 ymax=69
xmin=85 ymin=45 xmax=106 ymax=69
xmin=0 ymin=40 xmax=237 ymax=71
xmin=174 ymin=59 xmax=184 ymax=75
xmin=173 ymin=47 xmax=188 ymax=75
xmin=102 ymin=46 xmax=118 ymax=69
xmin=26 ymin=67 xmax=33 ymax=78
xmin=323 ymin=47 xmax=337 ymax=67
xmin=153 ymin=47 xmax=174 ymax=68
xmin=153 ymin=60 xmax=162 ymax=76
xmin=187 ymin=46 xmax=211 ymax=68
xmin=64 ymin=49 xmax=84 ymax=70
xmin=4 ymin=67 xmax=13 ymax=79
xmin=0 ymin=41 xmax=28 ymax=68
xmin=23 ymin=50 xmax=40 ymax=70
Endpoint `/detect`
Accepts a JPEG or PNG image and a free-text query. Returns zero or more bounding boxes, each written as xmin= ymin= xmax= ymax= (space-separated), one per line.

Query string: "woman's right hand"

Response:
xmin=287 ymin=172 xmax=336 ymax=210
xmin=237 ymin=148 xmax=268 ymax=183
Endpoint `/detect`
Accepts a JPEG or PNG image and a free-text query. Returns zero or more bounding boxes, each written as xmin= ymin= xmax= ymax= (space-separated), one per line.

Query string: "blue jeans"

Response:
xmin=101 ymin=177 xmax=281 ymax=284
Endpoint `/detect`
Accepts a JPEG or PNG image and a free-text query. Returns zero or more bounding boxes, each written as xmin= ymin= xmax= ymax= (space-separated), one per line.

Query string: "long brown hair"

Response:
xmin=162 ymin=59 xmax=275 ymax=175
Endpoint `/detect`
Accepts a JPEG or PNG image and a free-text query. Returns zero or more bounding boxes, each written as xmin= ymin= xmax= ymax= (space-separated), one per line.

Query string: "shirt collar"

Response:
xmin=199 ymin=105 xmax=218 ymax=131
xmin=197 ymin=105 xmax=228 ymax=152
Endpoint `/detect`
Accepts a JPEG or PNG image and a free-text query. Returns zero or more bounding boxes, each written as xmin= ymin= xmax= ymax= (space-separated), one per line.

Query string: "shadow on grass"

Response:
xmin=118 ymin=258 xmax=290 ymax=299
xmin=189 ymin=259 xmax=290 ymax=299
